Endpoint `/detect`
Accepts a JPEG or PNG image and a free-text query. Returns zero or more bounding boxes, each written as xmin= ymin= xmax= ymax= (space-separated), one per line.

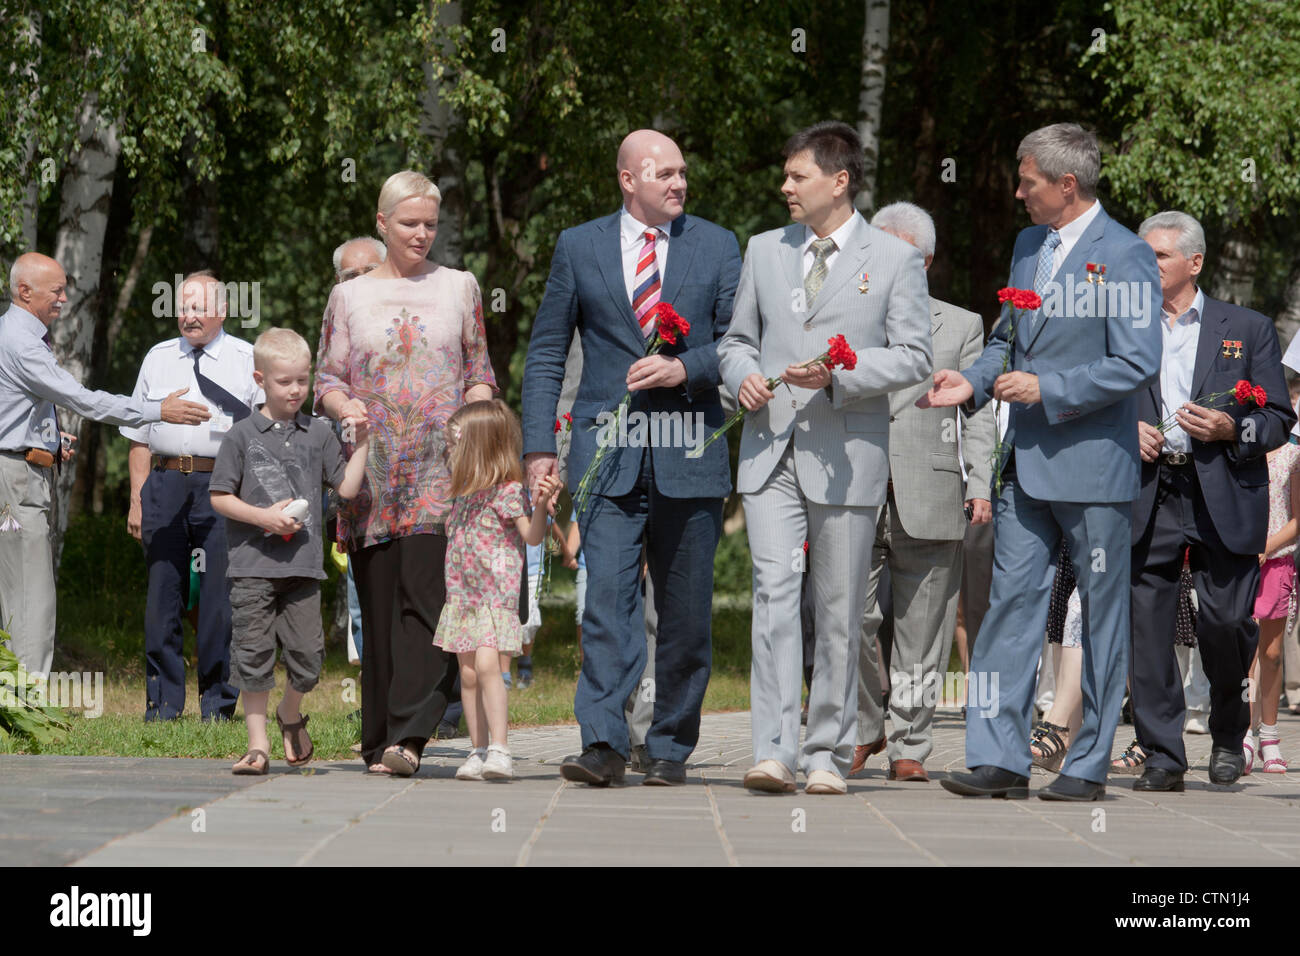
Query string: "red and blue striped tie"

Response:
xmin=633 ymin=229 xmax=661 ymax=338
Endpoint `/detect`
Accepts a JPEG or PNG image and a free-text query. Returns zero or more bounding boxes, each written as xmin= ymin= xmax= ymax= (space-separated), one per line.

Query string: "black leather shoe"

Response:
xmin=627 ymin=744 xmax=650 ymax=773
xmin=1038 ymin=772 xmax=1105 ymax=801
xmin=1209 ymin=746 xmax=1245 ymax=786
xmin=940 ymin=765 xmax=1029 ymax=799
xmin=560 ymin=744 xmax=626 ymax=786
xmin=1133 ymin=766 xmax=1185 ymax=792
xmin=642 ymin=759 xmax=687 ymax=786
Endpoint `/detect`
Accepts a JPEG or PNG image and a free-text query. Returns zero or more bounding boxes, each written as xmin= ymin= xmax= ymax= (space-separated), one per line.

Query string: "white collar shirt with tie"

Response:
xmin=1158 ymin=287 xmax=1205 ymax=454
xmin=1047 ymin=199 xmax=1102 ymax=278
xmin=801 ymin=211 xmax=863 ymax=281
xmin=620 ymin=208 xmax=671 ymax=305
xmin=119 ymin=328 xmax=262 ymax=458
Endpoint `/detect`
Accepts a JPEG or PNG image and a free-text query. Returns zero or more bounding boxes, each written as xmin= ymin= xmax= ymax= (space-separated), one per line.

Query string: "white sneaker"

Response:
xmin=1184 ymin=712 xmax=1209 ymax=734
xmin=456 ymin=748 xmax=486 ymax=780
xmin=482 ymin=744 xmax=513 ymax=779
xmin=805 ymin=768 xmax=848 ymax=795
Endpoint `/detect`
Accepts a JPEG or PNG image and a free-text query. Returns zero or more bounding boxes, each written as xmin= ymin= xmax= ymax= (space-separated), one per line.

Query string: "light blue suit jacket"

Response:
xmin=961 ymin=205 xmax=1161 ymax=503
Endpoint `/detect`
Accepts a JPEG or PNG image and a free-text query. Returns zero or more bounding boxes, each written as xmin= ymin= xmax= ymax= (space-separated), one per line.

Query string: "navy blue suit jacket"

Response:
xmin=521 ymin=211 xmax=742 ymax=499
xmin=1133 ymin=294 xmax=1296 ymax=553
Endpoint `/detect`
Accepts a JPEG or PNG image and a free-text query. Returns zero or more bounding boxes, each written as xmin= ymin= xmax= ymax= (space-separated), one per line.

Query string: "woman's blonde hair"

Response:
xmin=377 ymin=170 xmax=442 ymax=221
xmin=446 ymin=399 xmax=523 ymax=498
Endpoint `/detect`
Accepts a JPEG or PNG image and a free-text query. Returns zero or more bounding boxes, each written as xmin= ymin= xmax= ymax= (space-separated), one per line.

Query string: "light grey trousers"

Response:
xmin=0 ymin=452 xmax=56 ymax=676
xmin=744 ymin=445 xmax=878 ymax=777
xmin=855 ymin=490 xmax=963 ymax=763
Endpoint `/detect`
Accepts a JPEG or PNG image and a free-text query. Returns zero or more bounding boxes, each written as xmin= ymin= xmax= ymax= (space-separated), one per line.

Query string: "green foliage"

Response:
xmin=712 ymin=529 xmax=753 ymax=596
xmin=1089 ymin=0 xmax=1300 ymax=221
xmin=0 ymin=635 xmax=71 ymax=750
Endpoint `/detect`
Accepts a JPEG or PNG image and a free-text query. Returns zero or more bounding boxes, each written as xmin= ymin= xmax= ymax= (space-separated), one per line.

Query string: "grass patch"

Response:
xmin=12 ymin=515 xmax=757 ymax=758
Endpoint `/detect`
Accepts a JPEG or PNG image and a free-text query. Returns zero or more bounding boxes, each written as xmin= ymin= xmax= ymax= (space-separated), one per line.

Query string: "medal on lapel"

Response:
xmin=857 ymin=271 xmax=869 ymax=294
xmin=1085 ymin=262 xmax=1107 ymax=284
xmin=1222 ymin=339 xmax=1244 ymax=359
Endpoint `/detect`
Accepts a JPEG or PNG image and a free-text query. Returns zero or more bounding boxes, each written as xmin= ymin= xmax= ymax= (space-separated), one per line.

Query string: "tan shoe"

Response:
xmin=848 ymin=736 xmax=885 ymax=776
xmin=744 ymin=759 xmax=797 ymax=793
xmin=805 ymin=768 xmax=848 ymax=795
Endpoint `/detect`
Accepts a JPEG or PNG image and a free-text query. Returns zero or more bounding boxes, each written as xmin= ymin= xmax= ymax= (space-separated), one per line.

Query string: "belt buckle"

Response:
xmin=1165 ymin=452 xmax=1188 ymax=466
xmin=178 ymin=454 xmax=194 ymax=474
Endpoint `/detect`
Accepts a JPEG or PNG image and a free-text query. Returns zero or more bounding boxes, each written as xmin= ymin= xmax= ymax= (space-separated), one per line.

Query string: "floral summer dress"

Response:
xmin=433 ymin=481 xmax=527 ymax=655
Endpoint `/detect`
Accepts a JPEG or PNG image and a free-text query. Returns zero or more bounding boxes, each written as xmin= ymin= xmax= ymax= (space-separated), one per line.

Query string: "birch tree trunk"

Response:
xmin=422 ymin=0 xmax=465 ymax=268
xmin=49 ymin=91 xmax=121 ymax=571
xmin=2 ymin=10 xmax=42 ymax=286
xmin=1210 ymin=227 xmax=1259 ymax=307
xmin=854 ymin=0 xmax=890 ymax=215
xmin=1276 ymin=251 xmax=1300 ymax=365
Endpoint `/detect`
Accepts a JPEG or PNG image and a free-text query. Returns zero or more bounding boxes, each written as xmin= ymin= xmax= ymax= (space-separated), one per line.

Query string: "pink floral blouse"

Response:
xmin=1264 ymin=441 xmax=1300 ymax=559
xmin=314 ymin=266 xmax=496 ymax=551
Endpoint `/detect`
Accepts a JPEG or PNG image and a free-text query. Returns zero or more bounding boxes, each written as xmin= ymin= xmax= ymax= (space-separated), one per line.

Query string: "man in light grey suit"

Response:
xmin=852 ymin=202 xmax=995 ymax=783
xmin=719 ymin=122 xmax=932 ymax=795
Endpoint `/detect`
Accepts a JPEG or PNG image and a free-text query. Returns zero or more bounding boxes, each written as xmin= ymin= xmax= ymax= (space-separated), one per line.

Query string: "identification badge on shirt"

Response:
xmin=209 ymin=412 xmax=233 ymax=437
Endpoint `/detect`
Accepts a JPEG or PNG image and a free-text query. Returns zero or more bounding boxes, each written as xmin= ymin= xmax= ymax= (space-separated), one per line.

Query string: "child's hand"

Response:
xmin=262 ymin=500 xmax=304 ymax=536
xmin=535 ymin=475 xmax=563 ymax=507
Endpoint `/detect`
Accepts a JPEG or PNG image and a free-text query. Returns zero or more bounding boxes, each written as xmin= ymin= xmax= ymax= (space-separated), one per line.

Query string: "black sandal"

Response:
xmin=1030 ymin=720 xmax=1070 ymax=772
xmin=380 ymin=741 xmax=421 ymax=777
xmin=1110 ymin=739 xmax=1148 ymax=775
xmin=276 ymin=710 xmax=313 ymax=767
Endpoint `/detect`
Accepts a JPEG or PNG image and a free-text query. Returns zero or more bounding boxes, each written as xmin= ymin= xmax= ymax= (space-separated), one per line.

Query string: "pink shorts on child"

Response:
xmin=1254 ymin=555 xmax=1295 ymax=620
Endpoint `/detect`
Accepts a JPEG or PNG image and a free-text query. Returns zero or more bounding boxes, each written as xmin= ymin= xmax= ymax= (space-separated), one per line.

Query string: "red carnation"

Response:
xmin=649 ymin=303 xmax=690 ymax=345
xmin=1013 ymin=290 xmax=1043 ymax=311
xmin=825 ymin=334 xmax=858 ymax=371
xmin=1234 ymin=379 xmax=1254 ymax=404
xmin=1253 ymin=385 xmax=1267 ymax=407
xmin=997 ymin=287 xmax=1016 ymax=304
xmin=554 ymin=419 xmax=561 ymax=433
xmin=563 ymin=412 xmax=573 ymax=426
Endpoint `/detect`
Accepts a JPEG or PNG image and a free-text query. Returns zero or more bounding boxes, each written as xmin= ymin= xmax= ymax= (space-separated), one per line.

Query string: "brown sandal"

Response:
xmin=232 ymin=749 xmax=269 ymax=775
xmin=276 ymin=710 xmax=314 ymax=767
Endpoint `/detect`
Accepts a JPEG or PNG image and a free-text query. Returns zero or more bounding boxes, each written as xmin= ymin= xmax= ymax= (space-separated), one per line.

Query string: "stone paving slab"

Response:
xmin=3 ymin=708 xmax=1297 ymax=866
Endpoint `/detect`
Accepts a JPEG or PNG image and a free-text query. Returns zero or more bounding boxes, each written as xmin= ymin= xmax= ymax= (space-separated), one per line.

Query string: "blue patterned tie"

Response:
xmin=1031 ymin=229 xmax=1061 ymax=331
xmin=1033 ymin=229 xmax=1061 ymax=296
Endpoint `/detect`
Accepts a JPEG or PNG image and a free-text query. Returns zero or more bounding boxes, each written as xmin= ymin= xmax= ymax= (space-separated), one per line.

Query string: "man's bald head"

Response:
xmin=9 ymin=253 xmax=67 ymax=326
xmin=616 ymin=129 xmax=687 ymax=227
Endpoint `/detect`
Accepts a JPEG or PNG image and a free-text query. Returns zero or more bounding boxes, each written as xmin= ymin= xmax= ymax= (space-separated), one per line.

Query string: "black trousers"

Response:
xmin=1130 ymin=463 xmax=1259 ymax=772
xmin=352 ymin=532 xmax=456 ymax=766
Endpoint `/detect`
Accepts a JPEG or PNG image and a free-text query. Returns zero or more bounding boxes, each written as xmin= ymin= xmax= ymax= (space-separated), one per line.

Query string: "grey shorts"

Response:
xmin=229 ymin=577 xmax=324 ymax=693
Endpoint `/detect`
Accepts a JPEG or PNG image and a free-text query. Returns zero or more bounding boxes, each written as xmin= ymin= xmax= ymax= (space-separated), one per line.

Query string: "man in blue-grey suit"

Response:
xmin=921 ymin=123 xmax=1161 ymax=801
xmin=521 ymin=129 xmax=742 ymax=787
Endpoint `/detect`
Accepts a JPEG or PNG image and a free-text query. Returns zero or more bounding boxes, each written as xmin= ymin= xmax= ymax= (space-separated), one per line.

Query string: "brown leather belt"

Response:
xmin=24 ymin=448 xmax=55 ymax=468
xmin=153 ymin=454 xmax=216 ymax=474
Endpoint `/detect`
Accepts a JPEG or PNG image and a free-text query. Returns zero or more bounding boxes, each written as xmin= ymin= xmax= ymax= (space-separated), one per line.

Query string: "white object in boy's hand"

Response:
xmin=264 ymin=498 xmax=309 ymax=539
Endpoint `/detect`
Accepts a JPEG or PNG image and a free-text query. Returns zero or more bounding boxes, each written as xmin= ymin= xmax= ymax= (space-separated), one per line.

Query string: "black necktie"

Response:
xmin=192 ymin=347 xmax=250 ymax=422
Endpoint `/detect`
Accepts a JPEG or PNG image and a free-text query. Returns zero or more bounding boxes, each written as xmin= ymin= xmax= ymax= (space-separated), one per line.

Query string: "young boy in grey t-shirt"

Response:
xmin=210 ymin=328 xmax=369 ymax=774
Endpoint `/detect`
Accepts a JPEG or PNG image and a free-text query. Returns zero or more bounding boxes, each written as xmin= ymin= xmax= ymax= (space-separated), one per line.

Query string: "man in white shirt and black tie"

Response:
xmin=122 ymin=271 xmax=261 ymax=721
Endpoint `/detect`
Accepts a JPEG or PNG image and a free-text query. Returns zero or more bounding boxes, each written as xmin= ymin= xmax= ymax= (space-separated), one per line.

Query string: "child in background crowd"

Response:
xmin=210 ymin=328 xmax=369 ymax=774
xmin=1246 ymin=413 xmax=1300 ymax=773
xmin=434 ymin=400 xmax=561 ymax=781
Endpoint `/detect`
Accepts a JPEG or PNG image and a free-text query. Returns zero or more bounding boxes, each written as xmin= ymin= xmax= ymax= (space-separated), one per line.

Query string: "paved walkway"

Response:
xmin=4 ymin=710 xmax=1299 ymax=866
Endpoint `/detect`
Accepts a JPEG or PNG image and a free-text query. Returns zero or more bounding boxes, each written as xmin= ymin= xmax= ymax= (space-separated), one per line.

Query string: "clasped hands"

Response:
xmin=917 ymin=370 xmax=1039 ymax=408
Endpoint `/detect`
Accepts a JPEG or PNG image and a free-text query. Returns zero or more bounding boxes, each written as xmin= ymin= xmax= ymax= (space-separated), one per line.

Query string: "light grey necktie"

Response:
xmin=804 ymin=237 xmax=837 ymax=307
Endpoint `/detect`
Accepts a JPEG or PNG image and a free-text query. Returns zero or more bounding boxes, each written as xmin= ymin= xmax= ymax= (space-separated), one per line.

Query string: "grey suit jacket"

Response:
xmin=887 ymin=296 xmax=994 ymax=541
xmin=718 ymin=213 xmax=932 ymax=507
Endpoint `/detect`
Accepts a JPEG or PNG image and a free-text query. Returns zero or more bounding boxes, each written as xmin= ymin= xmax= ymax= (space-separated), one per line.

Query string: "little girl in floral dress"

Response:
xmin=435 ymin=400 xmax=561 ymax=780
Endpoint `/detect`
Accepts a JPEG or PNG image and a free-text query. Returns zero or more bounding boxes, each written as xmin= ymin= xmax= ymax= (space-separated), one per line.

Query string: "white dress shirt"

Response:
xmin=1048 ymin=200 xmax=1103 ymax=279
xmin=801 ymin=211 xmax=864 ymax=282
xmin=1158 ymin=288 xmax=1205 ymax=454
xmin=620 ymin=208 xmax=671 ymax=305
xmin=120 ymin=329 xmax=261 ymax=458
xmin=0 ymin=304 xmax=160 ymax=452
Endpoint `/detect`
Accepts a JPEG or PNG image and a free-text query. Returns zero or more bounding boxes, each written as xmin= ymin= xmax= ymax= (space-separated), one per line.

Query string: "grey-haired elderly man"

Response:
xmin=333 ymin=237 xmax=386 ymax=284
xmin=1122 ymin=210 xmax=1294 ymax=791
xmin=0 ymin=252 xmax=210 ymax=677
xmin=850 ymin=202 xmax=994 ymax=784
